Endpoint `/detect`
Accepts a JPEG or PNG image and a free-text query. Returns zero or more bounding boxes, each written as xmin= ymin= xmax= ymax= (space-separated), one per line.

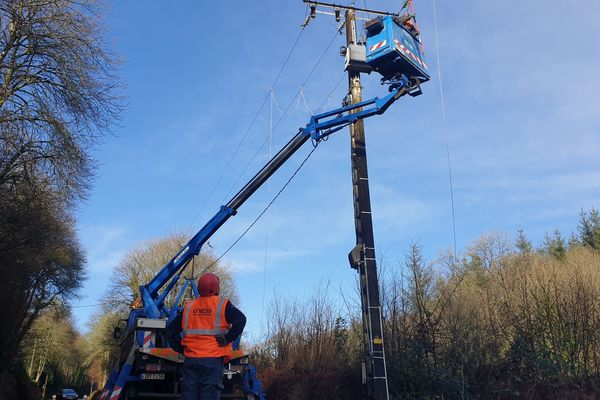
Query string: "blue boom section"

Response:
xmin=366 ymin=15 xmax=430 ymax=83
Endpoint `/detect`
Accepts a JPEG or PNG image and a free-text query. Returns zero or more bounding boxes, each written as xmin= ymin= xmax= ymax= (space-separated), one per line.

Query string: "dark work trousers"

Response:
xmin=181 ymin=357 xmax=224 ymax=400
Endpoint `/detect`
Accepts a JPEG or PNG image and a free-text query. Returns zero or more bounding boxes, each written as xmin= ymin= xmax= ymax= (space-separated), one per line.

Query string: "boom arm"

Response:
xmin=139 ymin=76 xmax=414 ymax=319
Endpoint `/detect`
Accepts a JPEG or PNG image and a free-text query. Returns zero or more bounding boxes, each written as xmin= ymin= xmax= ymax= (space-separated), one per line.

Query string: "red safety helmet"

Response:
xmin=197 ymin=272 xmax=220 ymax=297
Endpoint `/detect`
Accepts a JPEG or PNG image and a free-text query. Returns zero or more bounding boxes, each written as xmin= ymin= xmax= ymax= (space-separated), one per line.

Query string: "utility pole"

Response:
xmin=345 ymin=8 xmax=389 ymax=400
xmin=303 ymin=2 xmax=419 ymax=398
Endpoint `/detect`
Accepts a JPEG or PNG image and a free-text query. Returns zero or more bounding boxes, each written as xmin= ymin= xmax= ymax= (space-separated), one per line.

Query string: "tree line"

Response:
xmin=251 ymin=209 xmax=600 ymax=400
xmin=0 ymin=0 xmax=122 ymax=397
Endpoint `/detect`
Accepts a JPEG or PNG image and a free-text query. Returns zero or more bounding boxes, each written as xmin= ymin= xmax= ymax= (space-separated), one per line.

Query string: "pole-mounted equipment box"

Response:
xmin=344 ymin=43 xmax=372 ymax=73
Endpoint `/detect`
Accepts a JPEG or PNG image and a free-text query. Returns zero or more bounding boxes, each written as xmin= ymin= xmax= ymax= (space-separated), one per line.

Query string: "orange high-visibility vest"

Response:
xmin=181 ymin=296 xmax=233 ymax=359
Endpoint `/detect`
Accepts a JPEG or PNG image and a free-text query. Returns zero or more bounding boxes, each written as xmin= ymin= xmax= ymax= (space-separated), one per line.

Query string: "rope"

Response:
xmin=433 ymin=0 xmax=458 ymax=259
xmin=300 ymin=87 xmax=314 ymax=115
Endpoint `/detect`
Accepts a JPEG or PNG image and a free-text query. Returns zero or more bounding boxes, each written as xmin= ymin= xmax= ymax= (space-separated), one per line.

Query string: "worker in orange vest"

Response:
xmin=167 ymin=272 xmax=247 ymax=400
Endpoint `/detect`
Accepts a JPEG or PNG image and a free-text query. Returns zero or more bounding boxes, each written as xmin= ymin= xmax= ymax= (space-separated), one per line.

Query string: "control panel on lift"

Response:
xmin=365 ymin=15 xmax=430 ymax=83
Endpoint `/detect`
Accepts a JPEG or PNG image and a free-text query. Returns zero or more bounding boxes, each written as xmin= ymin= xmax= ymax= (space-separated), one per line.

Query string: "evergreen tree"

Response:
xmin=515 ymin=228 xmax=532 ymax=254
xmin=568 ymin=232 xmax=580 ymax=248
xmin=543 ymin=229 xmax=566 ymax=260
xmin=577 ymin=208 xmax=600 ymax=250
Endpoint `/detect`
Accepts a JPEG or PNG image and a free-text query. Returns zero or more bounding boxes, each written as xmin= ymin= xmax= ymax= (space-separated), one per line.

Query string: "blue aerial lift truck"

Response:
xmin=99 ymin=10 xmax=429 ymax=400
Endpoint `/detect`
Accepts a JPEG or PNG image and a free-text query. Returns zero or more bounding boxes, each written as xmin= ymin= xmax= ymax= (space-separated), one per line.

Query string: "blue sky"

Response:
xmin=73 ymin=0 xmax=600 ymax=340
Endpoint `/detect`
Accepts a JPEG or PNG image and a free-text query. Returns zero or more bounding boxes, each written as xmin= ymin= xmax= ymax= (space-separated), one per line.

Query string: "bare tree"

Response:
xmin=0 ymin=0 xmax=122 ymax=368
xmin=0 ymin=185 xmax=85 ymax=365
xmin=0 ymin=0 xmax=123 ymax=202
xmin=20 ymin=306 xmax=87 ymax=388
xmin=101 ymin=232 xmax=237 ymax=313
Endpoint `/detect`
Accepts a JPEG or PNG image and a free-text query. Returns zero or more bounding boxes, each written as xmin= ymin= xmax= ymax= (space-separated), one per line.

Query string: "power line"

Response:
xmin=191 ymin=0 xmax=356 ymax=297
xmin=72 ymin=303 xmax=102 ymax=308
xmin=203 ymin=49 xmax=347 ymax=282
xmin=222 ymin=26 xmax=343 ymax=203
xmin=187 ymin=26 xmax=308 ymax=231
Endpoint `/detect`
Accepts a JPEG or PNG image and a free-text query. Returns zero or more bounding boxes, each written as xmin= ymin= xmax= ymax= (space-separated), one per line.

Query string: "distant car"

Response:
xmin=58 ymin=388 xmax=79 ymax=400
